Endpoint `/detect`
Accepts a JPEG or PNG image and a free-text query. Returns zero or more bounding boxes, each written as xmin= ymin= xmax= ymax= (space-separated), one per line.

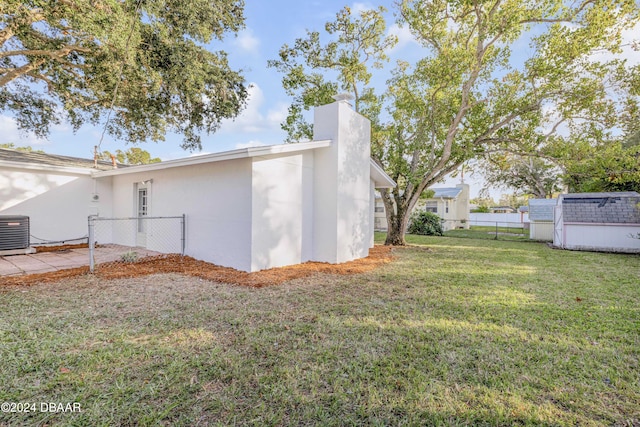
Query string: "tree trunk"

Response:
xmin=385 ymin=204 xmax=410 ymax=246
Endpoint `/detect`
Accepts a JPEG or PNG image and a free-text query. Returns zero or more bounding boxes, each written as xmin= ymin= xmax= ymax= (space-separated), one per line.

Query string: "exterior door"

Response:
xmin=136 ymin=184 xmax=148 ymax=247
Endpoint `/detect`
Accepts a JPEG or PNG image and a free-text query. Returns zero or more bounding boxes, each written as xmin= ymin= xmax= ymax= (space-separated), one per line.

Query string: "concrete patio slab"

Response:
xmin=0 ymin=258 xmax=23 ymax=276
xmin=0 ymin=245 xmax=166 ymax=279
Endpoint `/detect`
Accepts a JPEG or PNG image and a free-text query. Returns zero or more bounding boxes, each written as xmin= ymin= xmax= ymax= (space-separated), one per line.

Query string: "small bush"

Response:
xmin=121 ymin=250 xmax=139 ymax=263
xmin=408 ymin=211 xmax=443 ymax=236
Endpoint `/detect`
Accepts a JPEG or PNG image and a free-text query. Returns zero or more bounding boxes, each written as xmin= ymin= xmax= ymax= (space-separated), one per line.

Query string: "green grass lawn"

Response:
xmin=1 ymin=235 xmax=639 ymax=426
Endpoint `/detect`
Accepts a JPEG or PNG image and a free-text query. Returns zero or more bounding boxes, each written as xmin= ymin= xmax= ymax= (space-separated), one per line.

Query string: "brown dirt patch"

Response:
xmin=1 ymin=245 xmax=394 ymax=288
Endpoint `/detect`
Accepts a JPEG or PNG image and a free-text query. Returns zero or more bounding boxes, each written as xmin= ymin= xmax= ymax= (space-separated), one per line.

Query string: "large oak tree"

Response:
xmin=270 ymin=1 xmax=639 ymax=245
xmin=0 ymin=0 xmax=248 ymax=150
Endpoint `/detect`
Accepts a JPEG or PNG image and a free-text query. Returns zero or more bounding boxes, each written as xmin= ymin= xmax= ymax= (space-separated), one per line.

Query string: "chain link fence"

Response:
xmin=443 ymin=220 xmax=530 ymax=241
xmin=88 ymin=215 xmax=185 ymax=272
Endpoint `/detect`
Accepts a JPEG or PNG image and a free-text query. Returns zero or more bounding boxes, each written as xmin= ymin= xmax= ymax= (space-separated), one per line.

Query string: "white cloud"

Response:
xmin=233 ymin=28 xmax=260 ymax=54
xmin=561 ymin=21 xmax=640 ymax=67
xmin=266 ymin=103 xmax=289 ymax=125
xmin=235 ymin=140 xmax=266 ymax=149
xmin=605 ymin=23 xmax=640 ymax=66
xmin=387 ymin=23 xmax=417 ymax=52
xmin=219 ymin=83 xmax=286 ymax=134
xmin=0 ymin=115 xmax=50 ymax=147
xmin=351 ymin=2 xmax=374 ymax=14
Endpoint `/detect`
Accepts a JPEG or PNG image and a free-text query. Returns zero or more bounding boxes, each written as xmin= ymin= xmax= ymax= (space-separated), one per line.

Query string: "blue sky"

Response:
xmin=4 ymin=1 xmax=411 ymax=160
xmin=3 ymin=0 xmax=638 ymax=199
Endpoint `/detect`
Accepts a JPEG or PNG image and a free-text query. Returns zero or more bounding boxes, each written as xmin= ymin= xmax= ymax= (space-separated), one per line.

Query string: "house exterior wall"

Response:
xmin=104 ymin=159 xmax=253 ymax=271
xmin=374 ymin=198 xmax=386 ymax=231
xmin=250 ymin=152 xmax=314 ymax=271
xmin=443 ymin=184 xmax=470 ymax=230
xmin=563 ymin=223 xmax=640 ymax=253
xmin=312 ymin=100 xmax=372 ymax=264
xmin=369 ymin=179 xmax=376 ymax=248
xmin=97 ymin=100 xmax=380 ymax=271
xmin=0 ymin=166 xmax=99 ymax=244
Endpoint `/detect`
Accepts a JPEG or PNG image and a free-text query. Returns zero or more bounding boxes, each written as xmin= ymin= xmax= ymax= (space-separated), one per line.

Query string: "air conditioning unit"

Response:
xmin=0 ymin=215 xmax=30 ymax=251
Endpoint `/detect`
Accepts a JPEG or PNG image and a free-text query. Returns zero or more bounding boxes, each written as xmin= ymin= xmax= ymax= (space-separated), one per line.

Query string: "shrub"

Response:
xmin=120 ymin=250 xmax=139 ymax=263
xmin=408 ymin=211 xmax=443 ymax=236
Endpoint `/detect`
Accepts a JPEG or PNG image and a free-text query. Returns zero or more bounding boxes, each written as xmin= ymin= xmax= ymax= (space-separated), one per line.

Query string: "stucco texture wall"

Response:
xmin=313 ymin=101 xmax=372 ymax=264
xmin=104 ymin=159 xmax=253 ymax=271
xmin=0 ymin=167 xmax=97 ymax=243
xmin=251 ymin=152 xmax=314 ymax=271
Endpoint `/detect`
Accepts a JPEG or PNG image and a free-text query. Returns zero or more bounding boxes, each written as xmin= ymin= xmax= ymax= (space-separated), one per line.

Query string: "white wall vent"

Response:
xmin=0 ymin=216 xmax=30 ymax=251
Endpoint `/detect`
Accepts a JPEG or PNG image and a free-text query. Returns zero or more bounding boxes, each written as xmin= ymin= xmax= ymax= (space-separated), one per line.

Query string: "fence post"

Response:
xmin=495 ymin=222 xmax=499 ymax=240
xmin=181 ymin=214 xmax=186 ymax=256
xmin=88 ymin=215 xmax=96 ymax=273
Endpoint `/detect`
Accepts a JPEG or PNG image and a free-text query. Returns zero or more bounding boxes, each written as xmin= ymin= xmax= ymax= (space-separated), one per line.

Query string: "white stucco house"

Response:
xmin=0 ymin=98 xmax=396 ymax=271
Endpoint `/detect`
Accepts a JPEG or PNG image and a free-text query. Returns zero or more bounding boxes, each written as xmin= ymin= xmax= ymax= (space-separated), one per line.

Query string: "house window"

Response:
xmin=425 ymin=201 xmax=437 ymax=213
xmin=445 ymin=201 xmax=449 ymax=214
xmin=375 ymin=207 xmax=384 ymax=213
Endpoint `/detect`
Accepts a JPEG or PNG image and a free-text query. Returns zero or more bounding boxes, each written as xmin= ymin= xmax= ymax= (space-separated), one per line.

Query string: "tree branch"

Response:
xmin=0 ymin=59 xmax=46 ymax=87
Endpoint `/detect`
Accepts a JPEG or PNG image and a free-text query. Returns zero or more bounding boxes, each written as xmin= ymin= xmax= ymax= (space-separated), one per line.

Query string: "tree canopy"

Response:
xmin=98 ymin=147 xmax=160 ymax=165
xmin=0 ymin=0 xmax=248 ymax=150
xmin=479 ymin=154 xmax=563 ymax=198
xmin=270 ymin=1 xmax=640 ymax=245
xmin=0 ymin=142 xmax=43 ymax=153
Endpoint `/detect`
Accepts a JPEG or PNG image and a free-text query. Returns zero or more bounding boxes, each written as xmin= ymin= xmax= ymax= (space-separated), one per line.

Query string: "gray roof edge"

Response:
xmin=0 ymin=147 xmax=122 ymax=171
xmin=561 ymin=191 xmax=640 ymax=199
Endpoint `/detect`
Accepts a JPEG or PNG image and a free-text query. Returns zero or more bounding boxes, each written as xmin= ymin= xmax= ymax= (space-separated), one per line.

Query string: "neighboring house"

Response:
xmin=529 ymin=198 xmax=557 ymax=241
xmin=0 ymin=98 xmax=396 ymax=271
xmin=553 ymin=192 xmax=640 ymax=253
xmin=374 ymin=183 xmax=470 ymax=232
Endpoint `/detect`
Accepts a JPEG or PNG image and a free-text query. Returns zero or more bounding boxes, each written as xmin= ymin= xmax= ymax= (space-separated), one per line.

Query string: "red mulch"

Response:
xmin=1 ymin=245 xmax=394 ymax=288
xmin=33 ymin=243 xmax=89 ymax=253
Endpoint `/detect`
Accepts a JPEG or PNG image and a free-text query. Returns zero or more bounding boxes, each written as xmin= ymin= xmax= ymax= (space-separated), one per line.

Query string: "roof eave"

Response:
xmin=369 ymin=160 xmax=396 ymax=188
xmin=92 ymin=139 xmax=333 ymax=178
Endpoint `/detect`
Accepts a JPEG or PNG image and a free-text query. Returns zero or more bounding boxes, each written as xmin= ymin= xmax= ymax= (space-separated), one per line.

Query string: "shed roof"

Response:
xmin=0 ymin=147 xmax=120 ymax=172
xmin=560 ymin=192 xmax=640 ymax=224
xmin=562 ymin=191 xmax=640 ymax=200
xmin=529 ymin=198 xmax=557 ymax=221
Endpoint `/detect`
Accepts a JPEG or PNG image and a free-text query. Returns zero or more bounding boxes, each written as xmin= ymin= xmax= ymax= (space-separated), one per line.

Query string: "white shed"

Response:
xmin=553 ymin=192 xmax=640 ymax=253
xmin=528 ymin=198 xmax=557 ymax=241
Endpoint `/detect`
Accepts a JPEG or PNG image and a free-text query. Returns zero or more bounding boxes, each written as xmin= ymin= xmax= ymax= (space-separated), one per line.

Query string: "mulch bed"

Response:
xmin=1 ymin=245 xmax=394 ymax=288
xmin=33 ymin=243 xmax=89 ymax=253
